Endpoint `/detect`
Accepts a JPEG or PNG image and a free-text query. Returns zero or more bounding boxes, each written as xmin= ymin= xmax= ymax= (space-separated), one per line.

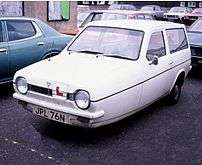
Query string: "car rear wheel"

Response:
xmin=167 ymin=83 xmax=182 ymax=105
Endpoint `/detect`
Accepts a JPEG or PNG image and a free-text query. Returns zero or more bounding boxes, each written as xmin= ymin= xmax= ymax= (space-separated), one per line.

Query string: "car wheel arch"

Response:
xmin=41 ymin=50 xmax=61 ymax=60
xmin=170 ymin=70 xmax=185 ymax=92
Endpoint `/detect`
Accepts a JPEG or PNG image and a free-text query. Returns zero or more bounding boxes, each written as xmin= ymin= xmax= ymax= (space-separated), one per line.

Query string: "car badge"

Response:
xmin=56 ymin=86 xmax=63 ymax=96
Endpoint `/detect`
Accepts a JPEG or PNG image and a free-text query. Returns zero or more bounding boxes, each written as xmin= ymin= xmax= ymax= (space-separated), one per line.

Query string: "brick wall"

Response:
xmin=23 ymin=1 xmax=78 ymax=35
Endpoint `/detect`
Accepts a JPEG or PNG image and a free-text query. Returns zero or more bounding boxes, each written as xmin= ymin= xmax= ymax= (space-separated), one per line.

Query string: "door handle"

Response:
xmin=168 ymin=61 xmax=174 ymax=65
xmin=37 ymin=42 xmax=44 ymax=46
xmin=0 ymin=48 xmax=7 ymax=53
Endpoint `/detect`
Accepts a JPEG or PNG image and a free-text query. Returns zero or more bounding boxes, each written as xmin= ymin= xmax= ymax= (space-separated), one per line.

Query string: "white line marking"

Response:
xmin=48 ymin=156 xmax=55 ymax=160
xmin=0 ymin=136 xmax=58 ymax=163
xmin=30 ymin=148 xmax=36 ymax=152
xmin=12 ymin=141 xmax=18 ymax=144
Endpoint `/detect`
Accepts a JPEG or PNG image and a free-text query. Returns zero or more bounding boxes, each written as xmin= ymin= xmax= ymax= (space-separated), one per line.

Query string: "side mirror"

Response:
xmin=149 ymin=56 xmax=158 ymax=65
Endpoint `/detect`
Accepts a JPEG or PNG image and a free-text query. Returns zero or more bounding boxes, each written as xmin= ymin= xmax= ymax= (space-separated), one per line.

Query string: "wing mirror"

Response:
xmin=149 ymin=56 xmax=159 ymax=65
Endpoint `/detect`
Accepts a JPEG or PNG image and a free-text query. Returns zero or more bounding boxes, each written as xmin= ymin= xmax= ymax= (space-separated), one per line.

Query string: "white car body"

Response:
xmin=140 ymin=5 xmax=164 ymax=19
xmin=13 ymin=20 xmax=192 ymax=128
xmin=164 ymin=7 xmax=192 ymax=21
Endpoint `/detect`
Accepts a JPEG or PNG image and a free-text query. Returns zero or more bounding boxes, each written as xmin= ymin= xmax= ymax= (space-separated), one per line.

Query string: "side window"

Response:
xmin=0 ymin=22 xmax=3 ymax=42
xmin=7 ymin=20 xmax=36 ymax=41
xmin=146 ymin=31 xmax=166 ymax=61
xmin=166 ymin=28 xmax=188 ymax=54
xmin=155 ymin=6 xmax=161 ymax=11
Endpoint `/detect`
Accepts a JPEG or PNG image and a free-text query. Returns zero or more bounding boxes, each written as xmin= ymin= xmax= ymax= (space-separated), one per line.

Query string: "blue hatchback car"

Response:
xmin=0 ymin=17 xmax=73 ymax=84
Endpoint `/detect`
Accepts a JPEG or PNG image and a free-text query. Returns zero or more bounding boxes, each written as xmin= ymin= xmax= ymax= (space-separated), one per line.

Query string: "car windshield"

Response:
xmin=141 ymin=6 xmax=154 ymax=11
xmin=192 ymin=8 xmax=202 ymax=14
xmin=189 ymin=19 xmax=202 ymax=32
xmin=68 ymin=26 xmax=144 ymax=60
xmin=101 ymin=13 xmax=127 ymax=20
xmin=169 ymin=7 xmax=186 ymax=13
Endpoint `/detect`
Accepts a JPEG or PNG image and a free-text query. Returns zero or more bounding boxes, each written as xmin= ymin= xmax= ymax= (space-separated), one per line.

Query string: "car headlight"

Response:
xmin=15 ymin=77 xmax=28 ymax=94
xmin=74 ymin=90 xmax=90 ymax=110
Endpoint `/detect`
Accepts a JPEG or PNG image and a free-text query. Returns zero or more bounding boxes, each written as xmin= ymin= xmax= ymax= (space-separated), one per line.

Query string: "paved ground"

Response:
xmin=0 ymin=67 xmax=201 ymax=165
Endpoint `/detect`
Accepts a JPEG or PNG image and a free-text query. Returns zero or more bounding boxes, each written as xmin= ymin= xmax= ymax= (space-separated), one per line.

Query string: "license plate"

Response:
xmin=33 ymin=106 xmax=69 ymax=124
xmin=198 ymin=60 xmax=202 ymax=64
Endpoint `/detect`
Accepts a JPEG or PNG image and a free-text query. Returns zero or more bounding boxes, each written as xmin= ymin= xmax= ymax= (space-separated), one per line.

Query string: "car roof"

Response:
xmin=0 ymin=16 xmax=39 ymax=21
xmin=142 ymin=5 xmax=160 ymax=7
xmin=87 ymin=20 xmax=185 ymax=31
xmin=90 ymin=10 xmax=145 ymax=15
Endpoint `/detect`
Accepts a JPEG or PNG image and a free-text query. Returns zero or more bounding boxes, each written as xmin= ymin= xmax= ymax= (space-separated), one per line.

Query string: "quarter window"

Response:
xmin=146 ymin=31 xmax=166 ymax=61
xmin=166 ymin=28 xmax=188 ymax=54
xmin=7 ymin=20 xmax=36 ymax=41
xmin=0 ymin=22 xmax=3 ymax=42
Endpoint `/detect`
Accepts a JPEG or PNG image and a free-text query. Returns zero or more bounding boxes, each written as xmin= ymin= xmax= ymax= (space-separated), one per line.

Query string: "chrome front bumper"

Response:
xmin=13 ymin=93 xmax=104 ymax=120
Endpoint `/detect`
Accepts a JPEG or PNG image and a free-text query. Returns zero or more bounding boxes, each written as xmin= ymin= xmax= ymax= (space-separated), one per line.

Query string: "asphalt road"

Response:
xmin=0 ymin=67 xmax=201 ymax=165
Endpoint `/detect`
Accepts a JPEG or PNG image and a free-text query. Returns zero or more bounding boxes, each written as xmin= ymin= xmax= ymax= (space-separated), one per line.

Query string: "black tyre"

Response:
xmin=167 ymin=83 xmax=182 ymax=105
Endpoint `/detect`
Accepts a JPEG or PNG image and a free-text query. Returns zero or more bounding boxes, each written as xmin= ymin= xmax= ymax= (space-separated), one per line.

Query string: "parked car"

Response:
xmin=108 ymin=4 xmax=136 ymax=10
xmin=0 ymin=17 xmax=73 ymax=84
xmin=164 ymin=7 xmax=192 ymax=22
xmin=13 ymin=20 xmax=191 ymax=128
xmin=187 ymin=18 xmax=202 ymax=65
xmin=140 ymin=5 xmax=164 ymax=20
xmin=184 ymin=8 xmax=202 ymax=25
xmin=79 ymin=10 xmax=154 ymax=28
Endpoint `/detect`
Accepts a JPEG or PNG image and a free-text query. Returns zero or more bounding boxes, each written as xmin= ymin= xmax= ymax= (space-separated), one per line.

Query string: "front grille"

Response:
xmin=28 ymin=84 xmax=52 ymax=96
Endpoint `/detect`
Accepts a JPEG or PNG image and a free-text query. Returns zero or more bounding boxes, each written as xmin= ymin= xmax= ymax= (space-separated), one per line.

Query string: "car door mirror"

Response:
xmin=149 ymin=55 xmax=158 ymax=65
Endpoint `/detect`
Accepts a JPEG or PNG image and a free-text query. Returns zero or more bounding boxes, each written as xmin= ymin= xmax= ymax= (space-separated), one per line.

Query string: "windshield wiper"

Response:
xmin=76 ymin=50 xmax=103 ymax=54
xmin=103 ymin=54 xmax=134 ymax=60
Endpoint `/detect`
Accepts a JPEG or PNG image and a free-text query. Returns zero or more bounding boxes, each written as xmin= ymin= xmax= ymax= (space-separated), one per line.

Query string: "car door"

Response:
xmin=6 ymin=20 xmax=45 ymax=77
xmin=0 ymin=21 xmax=9 ymax=82
xmin=140 ymin=31 xmax=174 ymax=106
xmin=166 ymin=28 xmax=190 ymax=80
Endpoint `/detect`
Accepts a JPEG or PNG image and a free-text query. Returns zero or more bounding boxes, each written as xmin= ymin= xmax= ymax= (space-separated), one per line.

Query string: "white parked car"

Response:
xmin=164 ymin=7 xmax=192 ymax=22
xmin=79 ymin=10 xmax=154 ymax=28
xmin=108 ymin=4 xmax=137 ymax=10
xmin=140 ymin=5 xmax=164 ymax=20
xmin=13 ymin=20 xmax=192 ymax=128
